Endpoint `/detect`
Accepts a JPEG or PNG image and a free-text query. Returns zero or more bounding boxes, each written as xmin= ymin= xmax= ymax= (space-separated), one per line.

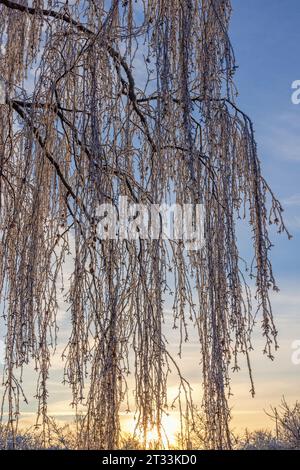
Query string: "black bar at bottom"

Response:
xmin=0 ymin=449 xmax=297 ymax=468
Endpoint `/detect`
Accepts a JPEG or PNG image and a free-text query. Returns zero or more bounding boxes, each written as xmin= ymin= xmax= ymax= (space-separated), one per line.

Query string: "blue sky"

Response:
xmin=224 ymin=0 xmax=300 ymax=430
xmin=231 ymin=0 xmax=300 ymax=277
xmin=0 ymin=0 xmax=299 ymax=437
xmin=35 ymin=1 xmax=300 ymax=434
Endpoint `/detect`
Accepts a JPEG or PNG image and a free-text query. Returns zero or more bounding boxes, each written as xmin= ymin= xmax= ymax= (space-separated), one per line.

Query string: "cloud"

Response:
xmin=259 ymin=110 xmax=300 ymax=162
xmin=283 ymin=214 xmax=300 ymax=231
xmin=283 ymin=193 xmax=300 ymax=206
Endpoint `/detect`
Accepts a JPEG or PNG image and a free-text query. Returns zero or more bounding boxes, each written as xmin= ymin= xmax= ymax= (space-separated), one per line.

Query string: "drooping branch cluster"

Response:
xmin=0 ymin=0 xmax=290 ymax=449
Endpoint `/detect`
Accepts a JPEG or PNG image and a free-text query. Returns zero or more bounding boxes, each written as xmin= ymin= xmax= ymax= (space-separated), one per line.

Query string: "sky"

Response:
xmin=0 ymin=0 xmax=300 ymax=442
xmin=227 ymin=0 xmax=300 ymax=431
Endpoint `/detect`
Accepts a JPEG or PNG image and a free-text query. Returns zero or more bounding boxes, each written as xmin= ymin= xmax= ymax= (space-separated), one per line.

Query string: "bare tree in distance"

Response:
xmin=0 ymin=0 xmax=290 ymax=449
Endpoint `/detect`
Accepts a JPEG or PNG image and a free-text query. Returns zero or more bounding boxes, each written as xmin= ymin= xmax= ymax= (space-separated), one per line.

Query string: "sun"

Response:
xmin=122 ymin=412 xmax=180 ymax=449
xmin=144 ymin=415 xmax=179 ymax=449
